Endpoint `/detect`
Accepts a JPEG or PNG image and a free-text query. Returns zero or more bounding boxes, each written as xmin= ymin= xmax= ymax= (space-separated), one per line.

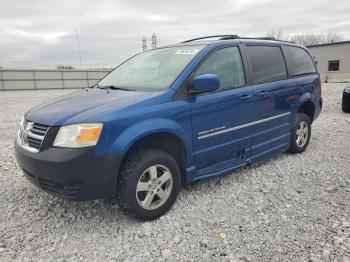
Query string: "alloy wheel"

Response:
xmin=295 ymin=120 xmax=309 ymax=148
xmin=135 ymin=165 xmax=173 ymax=210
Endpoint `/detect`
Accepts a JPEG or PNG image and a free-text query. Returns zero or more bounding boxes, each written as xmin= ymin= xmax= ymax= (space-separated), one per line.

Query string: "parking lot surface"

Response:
xmin=0 ymin=84 xmax=349 ymax=261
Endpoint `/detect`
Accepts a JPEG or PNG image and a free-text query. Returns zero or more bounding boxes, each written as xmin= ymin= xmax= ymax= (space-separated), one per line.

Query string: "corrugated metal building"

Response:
xmin=0 ymin=69 xmax=110 ymax=90
xmin=307 ymin=41 xmax=350 ymax=83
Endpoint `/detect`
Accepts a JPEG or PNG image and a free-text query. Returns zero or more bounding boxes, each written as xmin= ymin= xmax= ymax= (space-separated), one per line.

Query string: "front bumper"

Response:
xmin=14 ymin=141 xmax=123 ymax=200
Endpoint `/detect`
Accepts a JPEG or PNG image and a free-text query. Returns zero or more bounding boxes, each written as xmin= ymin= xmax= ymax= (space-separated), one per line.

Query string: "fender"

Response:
xmin=108 ymin=118 xmax=194 ymax=165
xmin=294 ymin=92 xmax=314 ymax=114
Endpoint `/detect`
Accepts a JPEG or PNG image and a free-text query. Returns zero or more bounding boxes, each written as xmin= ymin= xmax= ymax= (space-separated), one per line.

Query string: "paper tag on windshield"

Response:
xmin=175 ymin=49 xmax=199 ymax=55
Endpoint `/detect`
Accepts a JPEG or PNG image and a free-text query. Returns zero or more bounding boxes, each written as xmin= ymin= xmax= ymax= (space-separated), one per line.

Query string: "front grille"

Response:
xmin=17 ymin=120 xmax=50 ymax=152
xmin=31 ymin=123 xmax=49 ymax=136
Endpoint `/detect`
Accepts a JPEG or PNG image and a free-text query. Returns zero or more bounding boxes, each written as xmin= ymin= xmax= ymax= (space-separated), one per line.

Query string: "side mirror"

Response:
xmin=189 ymin=74 xmax=220 ymax=94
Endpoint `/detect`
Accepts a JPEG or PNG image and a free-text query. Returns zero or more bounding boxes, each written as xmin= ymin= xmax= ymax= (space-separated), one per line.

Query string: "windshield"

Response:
xmin=98 ymin=45 xmax=204 ymax=91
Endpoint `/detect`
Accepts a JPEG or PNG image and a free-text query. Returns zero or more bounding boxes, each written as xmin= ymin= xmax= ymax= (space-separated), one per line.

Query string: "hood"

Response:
xmin=25 ymin=88 xmax=155 ymax=126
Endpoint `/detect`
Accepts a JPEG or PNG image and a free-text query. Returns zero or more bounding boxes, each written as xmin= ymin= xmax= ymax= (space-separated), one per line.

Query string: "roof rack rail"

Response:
xmin=181 ymin=35 xmax=239 ymax=43
xmin=181 ymin=35 xmax=291 ymax=43
xmin=239 ymin=36 xmax=276 ymax=41
xmin=238 ymin=36 xmax=295 ymax=44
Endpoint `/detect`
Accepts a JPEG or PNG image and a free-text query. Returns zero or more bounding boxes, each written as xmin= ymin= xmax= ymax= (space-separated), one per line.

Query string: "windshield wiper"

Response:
xmin=96 ymin=84 xmax=136 ymax=91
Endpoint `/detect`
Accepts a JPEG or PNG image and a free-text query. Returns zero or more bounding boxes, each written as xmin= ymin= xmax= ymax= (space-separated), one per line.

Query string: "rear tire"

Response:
xmin=288 ymin=113 xmax=311 ymax=154
xmin=117 ymin=149 xmax=181 ymax=221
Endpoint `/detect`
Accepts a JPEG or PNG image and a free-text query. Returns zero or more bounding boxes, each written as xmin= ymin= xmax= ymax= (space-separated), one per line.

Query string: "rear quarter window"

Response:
xmin=246 ymin=45 xmax=287 ymax=84
xmin=283 ymin=46 xmax=317 ymax=76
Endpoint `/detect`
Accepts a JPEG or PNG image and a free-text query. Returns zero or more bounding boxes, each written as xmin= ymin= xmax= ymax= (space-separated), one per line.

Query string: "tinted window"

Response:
xmin=247 ymin=46 xmax=287 ymax=84
xmin=195 ymin=47 xmax=245 ymax=91
xmin=283 ymin=46 xmax=317 ymax=76
xmin=328 ymin=60 xmax=340 ymax=71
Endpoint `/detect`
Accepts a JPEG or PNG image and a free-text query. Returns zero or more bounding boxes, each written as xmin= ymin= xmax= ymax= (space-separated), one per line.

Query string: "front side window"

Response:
xmin=194 ymin=47 xmax=246 ymax=91
xmin=328 ymin=60 xmax=340 ymax=71
xmin=283 ymin=46 xmax=317 ymax=76
xmin=246 ymin=45 xmax=287 ymax=84
xmin=98 ymin=45 xmax=204 ymax=91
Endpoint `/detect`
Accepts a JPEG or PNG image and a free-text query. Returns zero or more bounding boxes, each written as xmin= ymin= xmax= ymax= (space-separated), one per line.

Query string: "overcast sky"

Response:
xmin=1 ymin=0 xmax=349 ymax=69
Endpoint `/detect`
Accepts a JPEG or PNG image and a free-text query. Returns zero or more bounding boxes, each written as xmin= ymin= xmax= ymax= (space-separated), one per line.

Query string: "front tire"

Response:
xmin=117 ymin=149 xmax=181 ymax=220
xmin=288 ymin=113 xmax=312 ymax=154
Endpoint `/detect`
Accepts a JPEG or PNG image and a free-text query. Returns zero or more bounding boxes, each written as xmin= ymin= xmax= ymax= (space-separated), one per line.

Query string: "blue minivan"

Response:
xmin=15 ymin=35 xmax=322 ymax=220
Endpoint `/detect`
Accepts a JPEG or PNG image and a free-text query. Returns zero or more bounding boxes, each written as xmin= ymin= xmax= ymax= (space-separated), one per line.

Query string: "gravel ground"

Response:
xmin=0 ymin=84 xmax=349 ymax=262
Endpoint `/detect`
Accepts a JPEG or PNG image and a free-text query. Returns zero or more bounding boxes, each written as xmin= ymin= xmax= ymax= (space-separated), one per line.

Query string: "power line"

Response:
xmin=141 ymin=33 xmax=158 ymax=51
xmin=142 ymin=37 xmax=147 ymax=52
xmin=75 ymin=28 xmax=83 ymax=69
xmin=151 ymin=33 xmax=157 ymax=49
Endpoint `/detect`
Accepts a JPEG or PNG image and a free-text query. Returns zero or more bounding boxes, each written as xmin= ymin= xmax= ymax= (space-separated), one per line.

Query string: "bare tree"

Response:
xmin=289 ymin=33 xmax=322 ymax=46
xmin=266 ymin=29 xmax=284 ymax=40
xmin=324 ymin=31 xmax=343 ymax=43
xmin=266 ymin=30 xmax=343 ymax=46
xmin=289 ymin=31 xmax=343 ymax=46
xmin=56 ymin=65 xmax=75 ymax=70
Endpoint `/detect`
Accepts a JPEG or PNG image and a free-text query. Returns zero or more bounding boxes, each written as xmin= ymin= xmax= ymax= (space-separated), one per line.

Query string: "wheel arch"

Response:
xmin=110 ymin=119 xmax=192 ymax=184
xmin=121 ymin=132 xmax=188 ymax=185
xmin=296 ymin=93 xmax=315 ymax=123
xmin=298 ymin=100 xmax=315 ymax=123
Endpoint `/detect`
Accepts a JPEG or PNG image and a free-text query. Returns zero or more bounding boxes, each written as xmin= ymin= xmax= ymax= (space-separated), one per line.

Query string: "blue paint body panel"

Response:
xmin=24 ymin=39 xmax=322 ymax=185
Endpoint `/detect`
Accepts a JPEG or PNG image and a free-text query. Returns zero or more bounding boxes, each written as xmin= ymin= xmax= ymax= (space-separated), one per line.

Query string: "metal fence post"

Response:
xmin=0 ymin=70 xmax=4 ymax=90
xmin=61 ymin=71 xmax=65 ymax=89
xmin=32 ymin=71 xmax=37 ymax=89
xmin=86 ymin=71 xmax=89 ymax=88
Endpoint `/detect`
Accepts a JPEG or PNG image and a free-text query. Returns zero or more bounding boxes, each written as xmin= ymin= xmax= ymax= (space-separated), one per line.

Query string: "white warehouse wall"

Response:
xmin=308 ymin=42 xmax=350 ymax=83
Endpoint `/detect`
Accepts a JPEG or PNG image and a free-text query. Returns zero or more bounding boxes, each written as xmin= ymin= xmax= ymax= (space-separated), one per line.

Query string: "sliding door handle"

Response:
xmin=240 ymin=94 xmax=253 ymax=101
xmin=258 ymin=90 xmax=270 ymax=97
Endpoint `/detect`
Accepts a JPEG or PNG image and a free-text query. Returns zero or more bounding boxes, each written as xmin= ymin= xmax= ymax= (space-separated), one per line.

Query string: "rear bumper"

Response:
xmin=14 ymin=141 xmax=123 ymax=200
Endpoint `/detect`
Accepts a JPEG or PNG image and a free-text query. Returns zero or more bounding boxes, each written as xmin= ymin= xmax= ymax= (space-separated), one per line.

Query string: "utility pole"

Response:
xmin=75 ymin=28 xmax=83 ymax=69
xmin=142 ymin=37 xmax=147 ymax=52
xmin=151 ymin=33 xmax=157 ymax=49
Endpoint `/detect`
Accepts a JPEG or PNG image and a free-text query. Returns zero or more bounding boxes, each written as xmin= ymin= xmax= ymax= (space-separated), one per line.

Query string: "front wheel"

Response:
xmin=117 ymin=149 xmax=181 ymax=220
xmin=288 ymin=113 xmax=312 ymax=154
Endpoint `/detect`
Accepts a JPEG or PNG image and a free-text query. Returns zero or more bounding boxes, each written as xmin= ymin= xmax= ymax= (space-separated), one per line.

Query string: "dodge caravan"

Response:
xmin=15 ymin=35 xmax=322 ymax=220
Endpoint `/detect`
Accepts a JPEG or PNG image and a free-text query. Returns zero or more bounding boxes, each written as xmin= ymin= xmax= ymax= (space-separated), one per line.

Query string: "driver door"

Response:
xmin=190 ymin=46 xmax=254 ymax=176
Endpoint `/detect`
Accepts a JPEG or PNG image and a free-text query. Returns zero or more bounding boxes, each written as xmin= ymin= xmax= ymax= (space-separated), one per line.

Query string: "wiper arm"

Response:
xmin=96 ymin=84 xmax=135 ymax=91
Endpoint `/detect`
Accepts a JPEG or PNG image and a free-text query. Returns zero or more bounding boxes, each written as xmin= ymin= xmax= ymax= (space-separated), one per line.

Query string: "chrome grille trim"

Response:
xmin=17 ymin=119 xmax=50 ymax=153
xmin=26 ymin=131 xmax=45 ymax=140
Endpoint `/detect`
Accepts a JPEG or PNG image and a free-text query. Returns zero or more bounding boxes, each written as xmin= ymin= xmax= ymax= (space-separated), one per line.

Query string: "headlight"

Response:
xmin=53 ymin=123 xmax=103 ymax=148
xmin=344 ymin=86 xmax=350 ymax=93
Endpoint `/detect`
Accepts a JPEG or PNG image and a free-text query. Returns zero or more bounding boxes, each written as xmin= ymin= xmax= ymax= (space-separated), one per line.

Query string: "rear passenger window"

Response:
xmin=246 ymin=46 xmax=287 ymax=84
xmin=283 ymin=46 xmax=317 ymax=76
xmin=195 ymin=47 xmax=245 ymax=91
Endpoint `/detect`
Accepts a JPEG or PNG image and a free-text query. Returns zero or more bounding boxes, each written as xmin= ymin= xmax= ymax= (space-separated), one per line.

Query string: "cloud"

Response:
xmin=0 ymin=0 xmax=349 ymax=68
